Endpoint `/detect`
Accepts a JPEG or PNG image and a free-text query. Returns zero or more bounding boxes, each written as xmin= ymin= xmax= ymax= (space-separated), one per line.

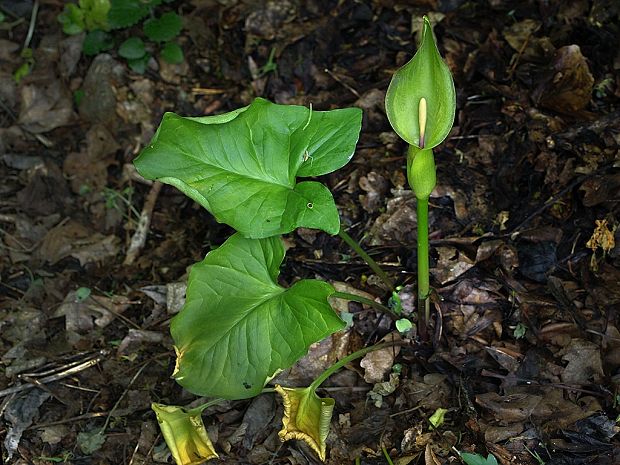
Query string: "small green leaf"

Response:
xmin=460 ymin=452 xmax=499 ymax=465
xmin=134 ymin=98 xmax=362 ymax=238
xmin=0 ymin=12 xmax=6 ymax=23
xmin=152 ymin=403 xmax=218 ymax=465
xmin=78 ymin=0 xmax=110 ymax=31
xmin=13 ymin=61 xmax=31 ymax=84
xmin=127 ymin=54 xmax=151 ymax=74
xmin=161 ymin=41 xmax=184 ymax=64
xmin=57 ymin=4 xmax=85 ymax=35
xmin=144 ymin=11 xmax=182 ymax=42
xmin=385 ymin=16 xmax=456 ymax=149
xmin=395 ymin=318 xmax=412 ymax=333
xmin=118 ymin=37 xmax=146 ymax=60
xmin=513 ymin=322 xmax=527 ymax=339
xmin=75 ymin=287 xmax=91 ymax=302
xmin=171 ymin=233 xmax=344 ymax=399
xmin=76 ymin=430 xmax=105 ymax=455
xmin=108 ymin=0 xmax=149 ymax=29
xmin=82 ymin=30 xmax=113 ymax=56
xmin=428 ymin=407 xmax=448 ymax=429
xmin=275 ymin=385 xmax=334 ymax=461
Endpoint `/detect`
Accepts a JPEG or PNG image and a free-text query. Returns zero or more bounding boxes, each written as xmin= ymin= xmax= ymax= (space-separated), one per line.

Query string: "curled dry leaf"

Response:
xmin=55 ymin=290 xmax=131 ymax=333
xmin=534 ymin=45 xmax=594 ymax=114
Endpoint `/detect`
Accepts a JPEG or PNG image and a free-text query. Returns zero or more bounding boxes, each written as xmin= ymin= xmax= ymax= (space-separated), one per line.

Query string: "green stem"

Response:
xmin=338 ymin=227 xmax=395 ymax=291
xmin=309 ymin=342 xmax=401 ymax=392
xmin=191 ymin=388 xmax=276 ymax=414
xmin=417 ymin=196 xmax=430 ymax=341
xmin=382 ymin=446 xmax=395 ymax=465
xmin=192 ymin=398 xmax=227 ymax=414
xmin=331 ymin=290 xmax=396 ymax=318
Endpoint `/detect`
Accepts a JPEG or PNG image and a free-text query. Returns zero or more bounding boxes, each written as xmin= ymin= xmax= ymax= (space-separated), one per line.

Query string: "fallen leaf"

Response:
xmin=3 ymin=390 xmax=51 ymax=460
xmin=534 ymin=45 xmax=594 ymax=114
xmin=18 ymin=80 xmax=74 ymax=133
xmin=55 ymin=290 xmax=131 ymax=333
xmin=360 ymin=333 xmax=401 ymax=383
xmin=36 ymin=220 xmax=120 ymax=266
xmin=560 ymin=338 xmax=604 ymax=385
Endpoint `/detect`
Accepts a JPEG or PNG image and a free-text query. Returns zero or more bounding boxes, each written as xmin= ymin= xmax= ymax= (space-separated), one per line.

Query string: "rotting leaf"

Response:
xmin=3 ymin=390 xmax=51 ymax=461
xmin=275 ymin=385 xmax=335 ymax=461
xmin=360 ymin=332 xmax=401 ymax=383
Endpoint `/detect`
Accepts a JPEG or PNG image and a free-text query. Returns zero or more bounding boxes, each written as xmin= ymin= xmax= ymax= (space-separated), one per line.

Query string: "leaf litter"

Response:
xmin=1 ymin=1 xmax=620 ymax=464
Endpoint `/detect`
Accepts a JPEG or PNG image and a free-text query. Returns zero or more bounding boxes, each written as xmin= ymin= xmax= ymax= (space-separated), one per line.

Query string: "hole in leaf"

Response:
xmin=307 ymin=202 xmax=313 ymax=209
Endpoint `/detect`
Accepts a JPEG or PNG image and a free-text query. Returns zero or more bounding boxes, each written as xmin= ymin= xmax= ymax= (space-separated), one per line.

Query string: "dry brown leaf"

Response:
xmin=431 ymin=247 xmax=474 ymax=285
xmin=559 ymin=338 xmax=604 ymax=385
xmin=36 ymin=220 xmax=120 ymax=266
xmin=534 ymin=45 xmax=594 ymax=114
xmin=18 ymin=81 xmax=74 ymax=133
xmin=360 ymin=333 xmax=401 ymax=383
xmin=54 ymin=290 xmax=131 ymax=333
xmin=424 ymin=443 xmax=441 ymax=465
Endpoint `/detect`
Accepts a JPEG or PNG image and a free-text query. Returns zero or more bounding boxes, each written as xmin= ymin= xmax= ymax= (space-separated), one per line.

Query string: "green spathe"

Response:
xmin=171 ymin=233 xmax=345 ymax=399
xmin=385 ymin=16 xmax=456 ymax=149
xmin=134 ymin=98 xmax=362 ymax=238
xmin=407 ymin=146 xmax=436 ymax=200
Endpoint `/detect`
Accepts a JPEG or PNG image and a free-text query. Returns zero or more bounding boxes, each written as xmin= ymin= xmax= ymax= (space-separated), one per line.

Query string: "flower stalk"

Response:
xmin=385 ymin=16 xmax=455 ymax=342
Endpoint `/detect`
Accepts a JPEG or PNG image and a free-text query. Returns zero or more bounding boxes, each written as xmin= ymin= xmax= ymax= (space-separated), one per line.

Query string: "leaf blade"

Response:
xmin=134 ymin=98 xmax=361 ymax=237
xmin=171 ymin=233 xmax=344 ymax=399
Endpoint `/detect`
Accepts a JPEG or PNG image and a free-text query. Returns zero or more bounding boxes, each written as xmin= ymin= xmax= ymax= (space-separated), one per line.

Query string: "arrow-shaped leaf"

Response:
xmin=171 ymin=233 xmax=345 ymax=399
xmin=134 ymin=98 xmax=362 ymax=238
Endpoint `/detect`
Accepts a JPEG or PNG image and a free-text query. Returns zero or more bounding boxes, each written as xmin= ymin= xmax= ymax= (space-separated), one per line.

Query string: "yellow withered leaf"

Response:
xmin=275 ymin=385 xmax=335 ymax=461
xmin=152 ymin=403 xmax=218 ymax=465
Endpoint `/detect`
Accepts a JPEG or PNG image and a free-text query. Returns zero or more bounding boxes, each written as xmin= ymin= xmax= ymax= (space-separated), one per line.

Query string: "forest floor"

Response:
xmin=1 ymin=0 xmax=620 ymax=464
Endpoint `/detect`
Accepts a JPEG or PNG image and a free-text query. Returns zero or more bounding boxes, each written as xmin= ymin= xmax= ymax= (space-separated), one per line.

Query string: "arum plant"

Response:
xmin=135 ymin=98 xmax=399 ymax=462
xmin=385 ymin=16 xmax=456 ymax=340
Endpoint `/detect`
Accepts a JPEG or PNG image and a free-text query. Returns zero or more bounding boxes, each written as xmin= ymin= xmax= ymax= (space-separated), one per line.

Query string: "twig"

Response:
xmin=124 ymin=181 xmax=162 ymax=265
xmin=23 ymin=0 xmax=39 ymax=49
xmin=0 ymin=352 xmax=106 ymax=399
xmin=100 ymin=361 xmax=151 ymax=433
xmin=324 ymin=68 xmax=361 ymax=98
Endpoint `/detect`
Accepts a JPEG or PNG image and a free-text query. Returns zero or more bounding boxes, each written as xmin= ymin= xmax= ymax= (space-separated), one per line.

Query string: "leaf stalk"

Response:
xmin=337 ymin=228 xmax=395 ymax=291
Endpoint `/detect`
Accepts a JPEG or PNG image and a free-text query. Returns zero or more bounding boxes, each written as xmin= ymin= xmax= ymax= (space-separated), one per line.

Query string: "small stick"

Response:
xmin=124 ymin=181 xmax=162 ymax=265
xmin=324 ymin=68 xmax=361 ymax=98
xmin=0 ymin=352 xmax=106 ymax=399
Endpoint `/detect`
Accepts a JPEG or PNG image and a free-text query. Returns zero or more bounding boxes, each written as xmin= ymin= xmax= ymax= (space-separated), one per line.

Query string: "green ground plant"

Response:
xmin=385 ymin=16 xmax=456 ymax=340
xmin=58 ymin=0 xmax=183 ymax=72
xmin=135 ymin=15 xmax=455 ymax=464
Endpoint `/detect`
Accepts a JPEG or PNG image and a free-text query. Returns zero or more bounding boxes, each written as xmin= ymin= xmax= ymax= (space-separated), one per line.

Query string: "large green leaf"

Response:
xmin=385 ymin=16 xmax=456 ymax=149
xmin=134 ymin=98 xmax=362 ymax=238
xmin=171 ymin=233 xmax=344 ymax=399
